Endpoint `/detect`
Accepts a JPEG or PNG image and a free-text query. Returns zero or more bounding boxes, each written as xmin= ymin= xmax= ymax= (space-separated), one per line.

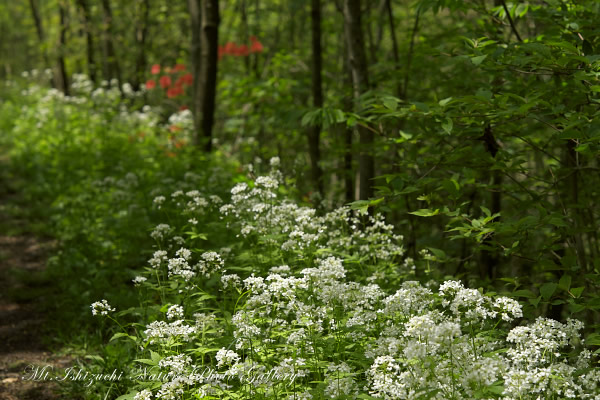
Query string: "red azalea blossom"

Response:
xmin=224 ymin=42 xmax=236 ymax=55
xmin=236 ymin=44 xmax=249 ymax=57
xmin=250 ymin=39 xmax=263 ymax=53
xmin=218 ymin=45 xmax=225 ymax=59
xmin=167 ymin=86 xmax=184 ymax=98
xmin=145 ymin=79 xmax=156 ymax=89
xmin=151 ymin=64 xmax=161 ymax=74
xmin=159 ymin=75 xmax=172 ymax=89
xmin=181 ymin=73 xmax=193 ymax=86
xmin=179 ymin=105 xmax=189 ymax=111
xmin=173 ymin=63 xmax=186 ymax=72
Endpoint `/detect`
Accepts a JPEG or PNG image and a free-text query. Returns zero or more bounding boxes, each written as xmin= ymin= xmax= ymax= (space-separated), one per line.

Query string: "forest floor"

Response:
xmin=0 ymin=152 xmax=69 ymax=400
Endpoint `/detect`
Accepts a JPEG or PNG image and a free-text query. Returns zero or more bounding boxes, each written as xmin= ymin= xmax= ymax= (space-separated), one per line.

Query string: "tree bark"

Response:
xmin=28 ymin=0 xmax=52 ymax=81
xmin=240 ymin=0 xmax=251 ymax=75
xmin=188 ymin=0 xmax=202 ymax=146
xmin=76 ymin=0 xmax=96 ymax=83
xmin=480 ymin=124 xmax=502 ymax=280
xmin=56 ymin=2 xmax=69 ymax=95
xmin=385 ymin=0 xmax=402 ymax=98
xmin=309 ymin=0 xmax=324 ymax=196
xmin=190 ymin=0 xmax=219 ymax=152
xmin=343 ymin=0 xmax=374 ymax=201
xmin=132 ymin=0 xmax=150 ymax=91
xmin=101 ymin=0 xmax=121 ymax=85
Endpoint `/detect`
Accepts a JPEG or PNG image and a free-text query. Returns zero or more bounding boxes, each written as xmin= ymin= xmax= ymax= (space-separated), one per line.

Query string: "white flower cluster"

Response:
xmin=159 ymin=354 xmax=192 ymax=374
xmin=90 ymin=299 xmax=115 ymax=316
xmin=133 ymin=389 xmax=153 ymax=400
xmin=439 ymin=280 xmax=523 ymax=322
xmin=150 ymin=224 xmax=172 ymax=241
xmin=148 ymin=250 xmax=168 ymax=268
xmin=196 ymin=251 xmax=224 ymax=277
xmin=144 ymin=320 xmax=196 ymax=344
xmin=166 ymin=305 xmax=184 ymax=320
xmin=215 ymin=348 xmax=240 ymax=368
xmin=219 ymin=168 xmax=405 ymax=272
xmin=132 ymin=276 xmax=147 ymax=285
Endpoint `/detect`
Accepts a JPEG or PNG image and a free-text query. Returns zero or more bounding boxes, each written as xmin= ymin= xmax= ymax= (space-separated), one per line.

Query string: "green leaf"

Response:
xmin=570 ymin=287 xmax=584 ymax=298
xmin=412 ymin=102 xmax=429 ymax=112
xmin=471 ymin=55 xmax=488 ymax=65
xmin=134 ymin=358 xmax=156 ymax=366
xmin=540 ymin=282 xmax=558 ymax=300
xmin=512 ymin=289 xmax=536 ymax=298
xmin=441 ymin=117 xmax=453 ymax=134
xmin=529 ymin=296 xmax=542 ymax=307
xmin=382 ymin=96 xmax=399 ymax=111
xmin=399 ymin=130 xmax=413 ymax=140
xmin=585 ymin=333 xmax=600 ymax=346
xmin=558 ymin=275 xmax=572 ymax=291
xmin=438 ymin=97 xmax=453 ymax=107
xmin=409 ymin=208 xmax=440 ymax=217
xmin=115 ymin=393 xmax=137 ymax=400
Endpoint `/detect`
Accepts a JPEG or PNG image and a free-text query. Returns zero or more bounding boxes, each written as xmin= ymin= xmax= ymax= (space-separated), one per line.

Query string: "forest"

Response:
xmin=0 ymin=0 xmax=599 ymax=399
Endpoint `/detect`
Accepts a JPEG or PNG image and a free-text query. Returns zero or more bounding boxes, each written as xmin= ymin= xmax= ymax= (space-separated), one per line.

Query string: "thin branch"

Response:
xmin=500 ymin=0 xmax=522 ymax=42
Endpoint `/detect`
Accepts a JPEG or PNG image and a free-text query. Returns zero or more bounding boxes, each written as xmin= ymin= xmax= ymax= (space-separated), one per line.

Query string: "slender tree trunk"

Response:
xmin=365 ymin=1 xmax=377 ymax=64
xmin=252 ymin=0 xmax=260 ymax=77
xmin=101 ymin=0 xmax=121 ymax=85
xmin=403 ymin=7 xmax=420 ymax=99
xmin=566 ymin=139 xmax=587 ymax=269
xmin=308 ymin=0 xmax=324 ymax=196
xmin=189 ymin=0 xmax=202 ymax=146
xmin=385 ymin=0 xmax=402 ymax=98
xmin=190 ymin=0 xmax=219 ymax=152
xmin=29 ymin=0 xmax=52 ymax=81
xmin=133 ymin=0 xmax=150 ymax=91
xmin=76 ymin=0 xmax=96 ymax=83
xmin=240 ymin=0 xmax=251 ymax=75
xmin=200 ymin=0 xmax=220 ymax=152
xmin=56 ymin=2 xmax=69 ymax=95
xmin=343 ymin=0 xmax=374 ymax=201
xmin=480 ymin=124 xmax=502 ymax=280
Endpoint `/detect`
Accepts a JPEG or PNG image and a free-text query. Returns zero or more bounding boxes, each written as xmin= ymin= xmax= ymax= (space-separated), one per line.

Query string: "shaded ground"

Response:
xmin=0 ymin=157 xmax=70 ymax=400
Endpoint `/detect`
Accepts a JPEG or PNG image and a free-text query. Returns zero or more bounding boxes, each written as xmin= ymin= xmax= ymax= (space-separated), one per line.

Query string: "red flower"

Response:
xmin=169 ymin=125 xmax=182 ymax=133
xmin=218 ymin=45 xmax=225 ymax=59
xmin=173 ymin=64 xmax=186 ymax=72
xmin=159 ymin=75 xmax=172 ymax=89
xmin=145 ymin=79 xmax=156 ymax=89
xmin=167 ymin=86 xmax=184 ymax=98
xmin=236 ymin=44 xmax=249 ymax=57
xmin=179 ymin=105 xmax=189 ymax=111
xmin=151 ymin=64 xmax=161 ymax=74
xmin=250 ymin=38 xmax=263 ymax=54
xmin=224 ymin=42 xmax=236 ymax=55
xmin=181 ymin=73 xmax=193 ymax=86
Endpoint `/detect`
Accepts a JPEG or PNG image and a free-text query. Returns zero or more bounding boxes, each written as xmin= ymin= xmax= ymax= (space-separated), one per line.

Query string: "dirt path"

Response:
xmin=0 ymin=159 xmax=69 ymax=399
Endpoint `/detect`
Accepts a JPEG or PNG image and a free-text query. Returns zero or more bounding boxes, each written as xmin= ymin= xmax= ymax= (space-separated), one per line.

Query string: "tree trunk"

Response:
xmin=188 ymin=0 xmax=202 ymax=146
xmin=28 ymin=0 xmax=52 ymax=81
xmin=190 ymin=0 xmax=219 ymax=152
xmin=309 ymin=0 xmax=324 ymax=196
xmin=101 ymin=0 xmax=121 ymax=85
xmin=132 ymin=0 xmax=150 ymax=91
xmin=385 ymin=0 xmax=402 ymax=98
xmin=343 ymin=0 xmax=374 ymax=201
xmin=56 ymin=2 xmax=69 ymax=95
xmin=76 ymin=0 xmax=96 ymax=83
xmin=480 ymin=124 xmax=502 ymax=280
xmin=240 ymin=0 xmax=251 ymax=75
